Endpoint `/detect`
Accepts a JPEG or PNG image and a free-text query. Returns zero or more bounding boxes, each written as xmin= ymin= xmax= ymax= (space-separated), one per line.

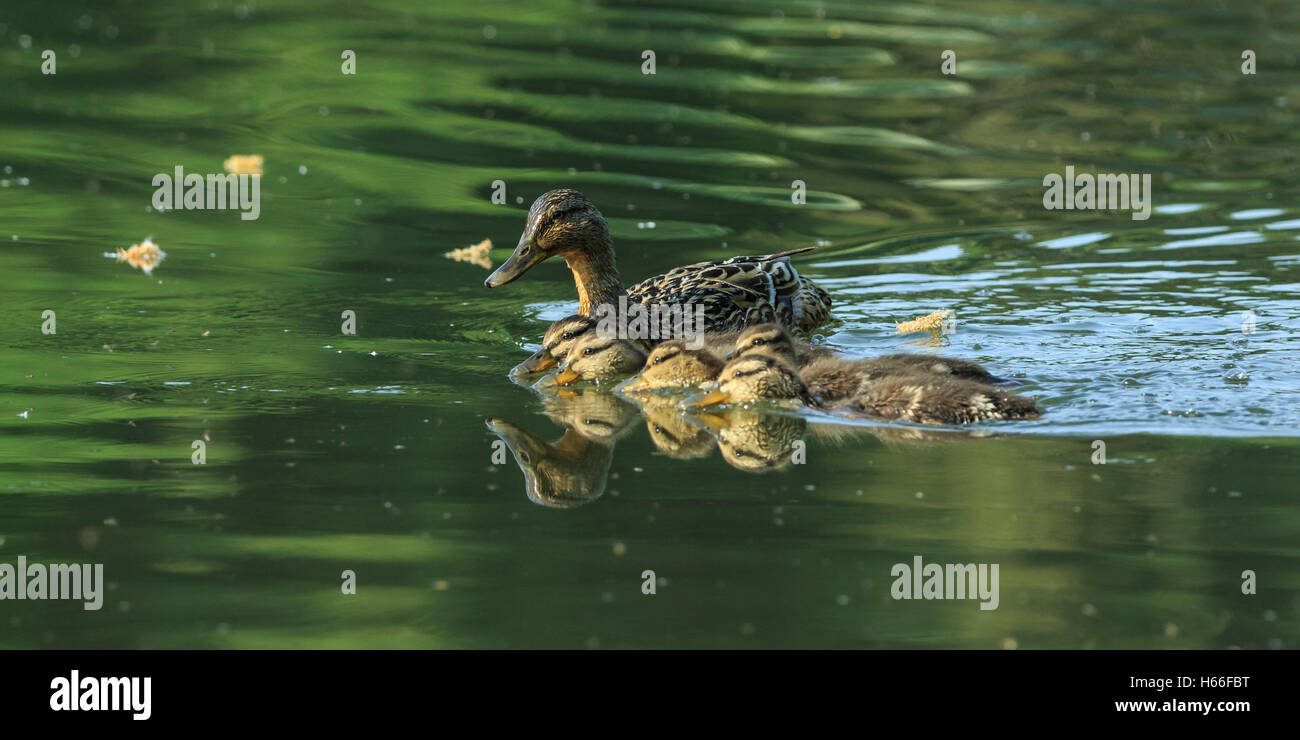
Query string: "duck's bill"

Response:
xmin=689 ymin=389 xmax=732 ymax=407
xmin=511 ymin=347 xmax=557 ymax=376
xmin=484 ymin=236 xmax=545 ymax=288
xmin=543 ymin=367 xmax=582 ymax=387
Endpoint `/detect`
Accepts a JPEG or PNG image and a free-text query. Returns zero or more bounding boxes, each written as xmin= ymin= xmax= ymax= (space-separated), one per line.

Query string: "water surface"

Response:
xmin=1 ymin=0 xmax=1297 ymax=648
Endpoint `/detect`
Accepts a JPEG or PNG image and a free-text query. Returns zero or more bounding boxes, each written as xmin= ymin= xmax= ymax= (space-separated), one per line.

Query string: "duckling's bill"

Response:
xmin=511 ymin=347 xmax=557 ymax=376
xmin=544 ymin=367 xmax=583 ymax=387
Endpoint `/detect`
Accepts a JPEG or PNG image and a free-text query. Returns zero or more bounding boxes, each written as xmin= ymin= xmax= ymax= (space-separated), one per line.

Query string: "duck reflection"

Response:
xmin=486 ymin=386 xmax=640 ymax=508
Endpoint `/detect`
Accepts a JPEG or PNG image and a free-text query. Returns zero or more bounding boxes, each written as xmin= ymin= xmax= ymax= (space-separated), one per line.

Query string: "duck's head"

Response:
xmin=687 ymin=354 xmax=816 ymax=408
xmin=725 ymin=323 xmax=799 ymax=365
xmin=620 ymin=340 xmax=724 ymax=392
xmin=546 ymin=333 xmax=648 ymax=386
xmin=511 ymin=314 xmax=597 ymax=376
xmin=486 ymin=189 xmax=610 ymax=289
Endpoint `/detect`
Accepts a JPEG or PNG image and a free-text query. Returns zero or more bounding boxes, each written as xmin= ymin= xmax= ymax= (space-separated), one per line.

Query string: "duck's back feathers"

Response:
xmin=627 ymin=249 xmax=830 ymax=334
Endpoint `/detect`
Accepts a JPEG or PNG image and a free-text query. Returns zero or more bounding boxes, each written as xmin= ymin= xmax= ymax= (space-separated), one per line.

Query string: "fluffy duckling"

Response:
xmin=729 ymin=323 xmax=1001 ymax=400
xmin=842 ymin=376 xmax=1041 ymax=425
xmin=547 ymin=333 xmax=649 ymax=386
xmin=514 ymin=315 xmax=740 ymax=377
xmin=690 ymin=355 xmax=820 ymax=408
xmin=619 ymin=340 xmax=726 ymax=392
xmin=690 ymin=354 xmax=1040 ymax=425
xmin=512 ymin=314 xmax=597 ymax=376
xmin=726 ymin=323 xmax=834 ymax=365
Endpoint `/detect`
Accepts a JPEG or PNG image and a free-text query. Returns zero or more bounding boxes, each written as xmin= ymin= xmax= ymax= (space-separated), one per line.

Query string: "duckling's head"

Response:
xmin=548 ymin=333 xmax=648 ymax=386
xmin=484 ymin=417 xmax=612 ymax=509
xmin=486 ymin=189 xmax=610 ymax=289
xmin=511 ymin=314 xmax=596 ymax=376
xmin=620 ymin=340 xmax=725 ymax=392
xmin=726 ymin=323 xmax=799 ymax=366
xmin=695 ymin=409 xmax=807 ymax=473
xmin=689 ymin=355 xmax=816 ymax=407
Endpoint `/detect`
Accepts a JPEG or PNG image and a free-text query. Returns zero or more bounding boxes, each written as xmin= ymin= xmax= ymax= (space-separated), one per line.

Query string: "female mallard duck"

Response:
xmin=689 ymin=354 xmax=1041 ymax=425
xmin=491 ymin=189 xmax=832 ymax=368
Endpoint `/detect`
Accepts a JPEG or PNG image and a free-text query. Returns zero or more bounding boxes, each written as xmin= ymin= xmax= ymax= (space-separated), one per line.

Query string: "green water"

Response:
xmin=1 ymin=0 xmax=1297 ymax=648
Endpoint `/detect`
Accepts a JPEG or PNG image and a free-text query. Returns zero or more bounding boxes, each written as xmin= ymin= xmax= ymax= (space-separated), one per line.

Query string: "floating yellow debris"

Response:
xmin=444 ymin=238 xmax=493 ymax=270
xmin=223 ymin=154 xmax=264 ymax=175
xmin=107 ymin=237 xmax=167 ymax=275
xmin=896 ymin=309 xmax=953 ymax=335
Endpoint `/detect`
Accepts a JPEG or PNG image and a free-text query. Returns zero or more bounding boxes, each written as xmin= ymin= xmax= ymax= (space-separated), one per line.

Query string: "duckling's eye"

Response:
xmin=751 ymin=338 xmax=766 ymax=346
xmin=562 ymin=331 xmax=574 ymax=341
xmin=653 ymin=356 xmax=664 ymax=364
xmin=583 ymin=346 xmax=596 ymax=356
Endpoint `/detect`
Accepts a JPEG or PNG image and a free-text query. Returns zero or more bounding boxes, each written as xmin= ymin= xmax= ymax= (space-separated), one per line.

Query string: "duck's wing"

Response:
xmin=631 ymin=272 xmax=782 ymax=333
xmin=627 ymin=249 xmax=815 ymax=331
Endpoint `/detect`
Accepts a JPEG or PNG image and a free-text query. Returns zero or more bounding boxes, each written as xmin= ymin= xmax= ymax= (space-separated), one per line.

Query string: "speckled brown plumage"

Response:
xmin=490 ymin=190 xmax=833 ymax=360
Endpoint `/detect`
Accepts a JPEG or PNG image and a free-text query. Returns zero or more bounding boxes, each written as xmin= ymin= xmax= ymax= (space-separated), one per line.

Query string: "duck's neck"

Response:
xmin=564 ymin=236 xmax=624 ymax=315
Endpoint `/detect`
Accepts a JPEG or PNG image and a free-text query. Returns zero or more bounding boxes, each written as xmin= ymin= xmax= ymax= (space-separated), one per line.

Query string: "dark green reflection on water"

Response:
xmin=1 ymin=0 xmax=1297 ymax=648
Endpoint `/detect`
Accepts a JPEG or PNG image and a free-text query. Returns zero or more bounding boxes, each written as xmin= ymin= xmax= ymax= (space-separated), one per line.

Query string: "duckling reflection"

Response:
xmin=538 ymin=385 xmax=640 ymax=443
xmin=485 ymin=417 xmax=613 ymax=508
xmin=638 ymin=396 xmax=717 ymax=459
xmin=692 ymin=407 xmax=808 ymax=473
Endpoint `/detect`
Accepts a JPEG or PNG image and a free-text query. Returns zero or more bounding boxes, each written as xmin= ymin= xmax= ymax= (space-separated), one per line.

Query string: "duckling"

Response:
xmin=619 ymin=339 xmax=726 ymax=392
xmin=725 ymin=323 xmax=835 ymax=365
xmin=546 ymin=333 xmax=649 ymax=386
xmin=841 ymin=376 xmax=1041 ymax=425
xmin=486 ymin=188 xmax=832 ymax=332
xmin=689 ymin=355 xmax=821 ymax=408
xmin=729 ymin=323 xmax=1002 ymax=400
xmin=690 ymin=354 xmax=1041 ymax=425
xmin=511 ymin=314 xmax=596 ymax=376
